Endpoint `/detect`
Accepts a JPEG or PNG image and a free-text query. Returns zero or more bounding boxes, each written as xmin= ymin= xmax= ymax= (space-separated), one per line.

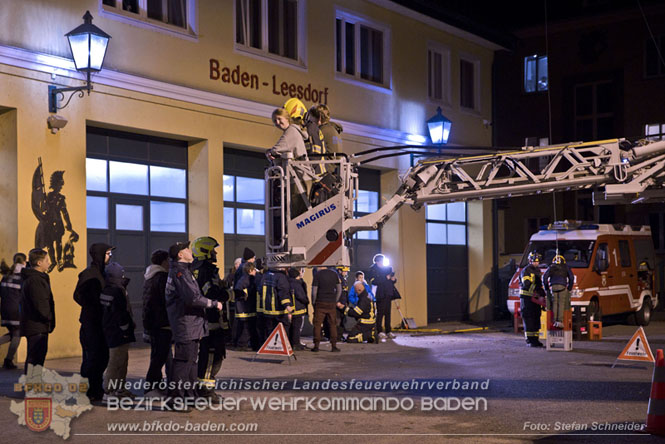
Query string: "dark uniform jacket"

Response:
xmin=142 ymin=264 xmax=169 ymax=332
xmin=288 ymin=277 xmax=309 ymax=316
xmin=319 ymin=121 xmax=343 ymax=154
xmin=344 ymin=289 xmax=376 ymax=325
xmin=166 ymin=260 xmax=215 ymax=342
xmin=73 ymin=244 xmax=108 ymax=324
xmin=261 ymin=270 xmax=292 ymax=316
xmin=1 ymin=270 xmax=22 ymax=326
xmin=367 ymin=264 xmax=397 ymax=301
xmin=254 ymin=272 xmax=265 ymax=315
xmin=519 ymin=264 xmax=543 ymax=298
xmin=192 ymin=259 xmax=229 ymax=328
xmin=543 ymin=264 xmax=575 ymax=293
xmin=339 ymin=273 xmax=349 ymax=306
xmin=101 ymin=284 xmax=136 ymax=348
xmin=234 ymin=273 xmax=257 ymax=319
xmin=20 ymin=268 xmax=55 ymax=336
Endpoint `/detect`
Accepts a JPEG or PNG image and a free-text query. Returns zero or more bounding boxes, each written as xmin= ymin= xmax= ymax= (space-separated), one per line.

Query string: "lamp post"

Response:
xmin=427 ymin=106 xmax=452 ymax=146
xmin=48 ymin=11 xmax=111 ymax=113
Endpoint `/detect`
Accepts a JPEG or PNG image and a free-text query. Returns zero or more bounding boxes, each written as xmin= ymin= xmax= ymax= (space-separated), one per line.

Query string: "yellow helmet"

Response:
xmin=553 ymin=255 xmax=565 ymax=265
xmin=284 ymin=98 xmax=307 ymax=120
xmin=191 ymin=236 xmax=219 ymax=261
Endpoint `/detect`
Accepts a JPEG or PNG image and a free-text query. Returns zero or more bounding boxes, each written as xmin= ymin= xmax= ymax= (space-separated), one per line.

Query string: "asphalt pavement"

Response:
xmin=2 ymin=317 xmax=665 ymax=443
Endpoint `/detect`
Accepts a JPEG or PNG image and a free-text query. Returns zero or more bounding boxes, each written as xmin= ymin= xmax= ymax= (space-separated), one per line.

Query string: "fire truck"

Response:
xmin=264 ymin=137 xmax=665 ymax=270
xmin=507 ymin=221 xmax=657 ymax=325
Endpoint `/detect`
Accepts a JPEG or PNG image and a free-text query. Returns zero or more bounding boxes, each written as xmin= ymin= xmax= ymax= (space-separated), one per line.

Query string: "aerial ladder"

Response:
xmin=265 ymin=138 xmax=665 ymax=268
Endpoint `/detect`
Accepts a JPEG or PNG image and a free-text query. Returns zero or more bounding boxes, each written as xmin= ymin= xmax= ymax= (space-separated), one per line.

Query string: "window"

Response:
xmin=524 ymin=55 xmax=548 ymax=92
xmin=101 ymin=0 xmax=196 ymax=36
xmin=618 ymin=240 xmax=632 ymax=268
xmin=223 ymin=174 xmax=265 ymax=235
xmin=520 ymin=240 xmax=595 ymax=269
xmin=634 ymin=239 xmax=655 ymax=270
xmin=235 ymin=0 xmax=304 ymax=64
xmin=646 ymin=123 xmax=665 ymax=141
xmin=223 ymin=148 xmax=267 ymax=270
xmin=460 ymin=57 xmax=479 ymax=110
xmin=595 ymin=243 xmax=609 ymax=272
xmin=86 ymin=158 xmax=187 ymax=233
xmin=354 ymin=189 xmax=379 ymax=240
xmin=428 ymin=44 xmax=451 ymax=103
xmin=336 ymin=10 xmax=390 ymax=87
xmin=645 ymin=35 xmax=665 ymax=78
xmin=426 ymin=202 xmax=466 ymax=245
xmin=574 ymin=80 xmax=615 ymax=140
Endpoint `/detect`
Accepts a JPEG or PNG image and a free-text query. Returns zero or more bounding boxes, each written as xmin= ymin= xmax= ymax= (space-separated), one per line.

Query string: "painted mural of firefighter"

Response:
xmin=32 ymin=158 xmax=79 ymax=273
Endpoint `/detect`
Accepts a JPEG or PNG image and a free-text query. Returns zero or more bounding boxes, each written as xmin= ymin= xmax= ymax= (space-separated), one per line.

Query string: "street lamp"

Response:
xmin=48 ymin=11 xmax=111 ymax=113
xmin=427 ymin=106 xmax=452 ymax=145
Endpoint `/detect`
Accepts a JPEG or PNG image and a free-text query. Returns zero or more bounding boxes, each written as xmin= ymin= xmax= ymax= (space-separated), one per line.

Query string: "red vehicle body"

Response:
xmin=507 ymin=222 xmax=657 ymax=325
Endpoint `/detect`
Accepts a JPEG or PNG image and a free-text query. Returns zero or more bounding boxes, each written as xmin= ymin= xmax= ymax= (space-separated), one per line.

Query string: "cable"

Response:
xmin=544 ymin=0 xmax=558 ymax=253
xmin=638 ymin=0 xmax=665 ymax=70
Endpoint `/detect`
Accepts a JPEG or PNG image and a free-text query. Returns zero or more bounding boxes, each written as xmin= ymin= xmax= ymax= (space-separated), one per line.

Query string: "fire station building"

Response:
xmin=0 ymin=0 xmax=500 ymax=359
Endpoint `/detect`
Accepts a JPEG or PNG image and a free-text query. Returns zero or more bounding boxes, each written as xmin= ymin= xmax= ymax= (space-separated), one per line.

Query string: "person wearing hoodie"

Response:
xmin=165 ymin=241 xmax=223 ymax=408
xmin=101 ymin=262 xmax=135 ymax=399
xmin=348 ymin=271 xmax=374 ymax=306
xmin=74 ymin=242 xmax=113 ymax=402
xmin=0 ymin=252 xmax=26 ymax=369
xmin=142 ymin=249 xmax=172 ymax=394
xmin=20 ymin=249 xmax=55 ymax=374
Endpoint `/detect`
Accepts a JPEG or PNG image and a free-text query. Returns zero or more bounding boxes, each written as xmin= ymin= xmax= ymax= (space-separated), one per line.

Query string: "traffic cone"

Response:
xmin=646 ymin=349 xmax=665 ymax=435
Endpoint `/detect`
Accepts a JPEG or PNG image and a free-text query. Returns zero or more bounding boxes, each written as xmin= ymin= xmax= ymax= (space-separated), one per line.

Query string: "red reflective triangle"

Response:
xmin=617 ymin=327 xmax=655 ymax=362
xmin=256 ymin=322 xmax=293 ymax=356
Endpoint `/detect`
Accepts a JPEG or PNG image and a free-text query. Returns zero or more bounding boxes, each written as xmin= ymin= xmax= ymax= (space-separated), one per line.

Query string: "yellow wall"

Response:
xmin=0 ymin=0 xmax=495 ymax=139
xmin=380 ymin=170 xmax=428 ymax=327
xmin=468 ymin=200 xmax=493 ymax=322
xmin=0 ymin=0 xmax=496 ymax=358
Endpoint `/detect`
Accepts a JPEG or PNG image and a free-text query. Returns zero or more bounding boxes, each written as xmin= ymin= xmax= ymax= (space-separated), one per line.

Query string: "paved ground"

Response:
xmin=2 ymin=317 xmax=665 ymax=443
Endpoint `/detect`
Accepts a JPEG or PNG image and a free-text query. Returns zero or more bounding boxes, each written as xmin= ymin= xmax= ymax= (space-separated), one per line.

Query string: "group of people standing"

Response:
xmin=0 ymin=241 xmax=402 ymax=410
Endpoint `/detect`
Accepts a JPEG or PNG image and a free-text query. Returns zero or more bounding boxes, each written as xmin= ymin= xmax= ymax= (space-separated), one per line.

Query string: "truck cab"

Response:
xmin=507 ymin=221 xmax=657 ymax=325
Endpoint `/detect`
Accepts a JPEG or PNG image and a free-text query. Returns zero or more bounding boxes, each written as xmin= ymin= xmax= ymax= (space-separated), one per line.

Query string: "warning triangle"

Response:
xmin=256 ymin=323 xmax=293 ymax=356
xmin=616 ymin=327 xmax=655 ymax=363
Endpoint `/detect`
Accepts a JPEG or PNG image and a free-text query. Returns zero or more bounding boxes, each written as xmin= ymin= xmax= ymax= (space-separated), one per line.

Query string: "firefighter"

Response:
xmin=260 ymin=268 xmax=293 ymax=337
xmin=190 ymin=236 xmax=229 ymax=402
xmin=543 ymin=254 xmax=574 ymax=329
xmin=254 ymin=259 xmax=267 ymax=346
xmin=233 ymin=262 xmax=258 ymax=351
xmin=344 ymin=281 xmax=376 ymax=343
xmin=287 ymin=267 xmax=309 ymax=350
xmin=283 ymin=98 xmax=326 ymax=168
xmin=519 ymin=251 xmax=545 ymax=347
